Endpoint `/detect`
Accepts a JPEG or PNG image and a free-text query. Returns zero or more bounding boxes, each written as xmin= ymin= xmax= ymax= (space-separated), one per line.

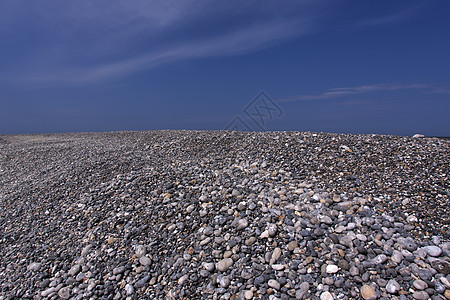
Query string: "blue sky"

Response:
xmin=1 ymin=0 xmax=449 ymax=135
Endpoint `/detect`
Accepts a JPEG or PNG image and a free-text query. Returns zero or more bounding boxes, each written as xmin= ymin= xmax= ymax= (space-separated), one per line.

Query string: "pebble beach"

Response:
xmin=0 ymin=130 xmax=449 ymax=299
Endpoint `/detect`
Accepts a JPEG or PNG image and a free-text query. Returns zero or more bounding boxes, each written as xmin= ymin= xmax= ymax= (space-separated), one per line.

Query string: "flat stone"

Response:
xmin=41 ymin=287 xmax=55 ymax=297
xmin=271 ymin=264 xmax=285 ymax=271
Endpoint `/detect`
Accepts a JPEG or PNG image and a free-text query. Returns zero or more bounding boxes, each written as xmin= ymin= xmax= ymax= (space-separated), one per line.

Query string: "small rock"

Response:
xmin=235 ymin=218 xmax=248 ymax=230
xmin=413 ymin=279 xmax=428 ymax=290
xmin=204 ymin=262 xmax=215 ymax=272
xmin=139 ymin=256 xmax=151 ymax=266
xmin=288 ymin=240 xmax=298 ymax=251
xmin=361 ymin=284 xmax=377 ymax=300
xmin=135 ymin=245 xmax=146 ymax=258
xmin=245 ymin=237 xmax=256 ymax=246
xmin=244 ymin=290 xmax=253 ymax=299
xmin=373 ymin=254 xmax=387 ymax=264
xmin=271 ymin=264 xmax=285 ymax=271
xmin=326 ymin=264 xmax=339 ymax=274
xmin=320 ymin=291 xmax=334 ymax=300
xmin=112 ymin=266 xmax=125 ymax=275
xmin=218 ymin=275 xmax=230 ymax=288
xmin=216 ymin=258 xmax=233 ymax=272
xmin=107 ymin=237 xmax=118 ymax=244
xmin=386 ymin=279 xmax=400 ymax=294
xmin=270 ymin=247 xmax=282 ymax=264
xmin=68 ymin=264 xmax=81 ymax=276
xmin=41 ymin=287 xmax=55 ymax=297
xmin=423 ymin=245 xmax=442 ymax=257
xmin=412 ymin=291 xmax=430 ymax=300
xmin=27 ymin=262 xmax=41 ymax=272
xmin=81 ymin=244 xmax=92 ymax=257
xmin=135 ymin=275 xmax=150 ymax=288
xmin=268 ymin=279 xmax=280 ymax=290
xmin=178 ymin=275 xmax=188 ymax=285
xmin=200 ymin=237 xmax=211 ymax=245
xmin=125 ymin=284 xmax=134 ymax=295
xmin=57 ymin=287 xmax=70 ymax=299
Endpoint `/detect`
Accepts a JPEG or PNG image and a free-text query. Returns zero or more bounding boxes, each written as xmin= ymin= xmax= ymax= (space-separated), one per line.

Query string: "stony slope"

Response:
xmin=0 ymin=131 xmax=449 ymax=299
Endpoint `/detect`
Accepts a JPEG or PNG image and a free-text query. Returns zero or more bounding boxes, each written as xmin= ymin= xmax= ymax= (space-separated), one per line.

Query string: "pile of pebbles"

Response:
xmin=0 ymin=130 xmax=449 ymax=300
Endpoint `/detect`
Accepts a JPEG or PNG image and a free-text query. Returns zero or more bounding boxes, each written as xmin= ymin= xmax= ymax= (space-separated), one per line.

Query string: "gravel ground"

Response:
xmin=0 ymin=130 xmax=449 ymax=300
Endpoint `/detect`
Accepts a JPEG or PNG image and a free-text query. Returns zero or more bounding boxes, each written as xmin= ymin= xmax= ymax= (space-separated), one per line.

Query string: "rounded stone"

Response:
xmin=178 ymin=275 xmax=188 ymax=285
xmin=27 ymin=262 xmax=41 ymax=272
xmin=413 ymin=291 xmax=430 ymax=300
xmin=139 ymin=256 xmax=151 ymax=266
xmin=320 ymin=291 xmax=334 ymax=300
xmin=373 ymin=254 xmax=387 ymax=264
xmin=413 ymin=280 xmax=428 ymax=290
xmin=326 ymin=264 xmax=339 ymax=274
xmin=235 ymin=218 xmax=249 ymax=230
xmin=135 ymin=245 xmax=146 ymax=258
xmin=244 ymin=290 xmax=254 ymax=299
xmin=361 ymin=284 xmax=377 ymax=300
xmin=216 ymin=258 xmax=233 ymax=272
xmin=125 ymin=284 xmax=134 ymax=295
xmin=68 ymin=264 xmax=81 ymax=276
xmin=423 ymin=245 xmax=442 ymax=257
xmin=268 ymin=279 xmax=280 ymax=290
xmin=57 ymin=287 xmax=70 ymax=299
xmin=386 ymin=279 xmax=400 ymax=294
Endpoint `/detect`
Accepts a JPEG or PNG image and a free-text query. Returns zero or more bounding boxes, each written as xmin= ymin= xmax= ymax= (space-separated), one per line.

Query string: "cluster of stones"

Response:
xmin=0 ymin=131 xmax=449 ymax=299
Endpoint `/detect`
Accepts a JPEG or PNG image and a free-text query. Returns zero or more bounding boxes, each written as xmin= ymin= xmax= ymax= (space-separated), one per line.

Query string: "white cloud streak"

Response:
xmin=0 ymin=1 xmax=425 ymax=86
xmin=278 ymin=83 xmax=447 ymax=102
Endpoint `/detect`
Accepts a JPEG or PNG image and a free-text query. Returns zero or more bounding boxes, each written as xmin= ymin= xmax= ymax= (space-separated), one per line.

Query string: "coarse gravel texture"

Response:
xmin=0 ymin=130 xmax=449 ymax=300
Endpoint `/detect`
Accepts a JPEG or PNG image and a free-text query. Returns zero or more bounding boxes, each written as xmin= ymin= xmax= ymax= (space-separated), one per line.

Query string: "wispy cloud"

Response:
xmin=0 ymin=1 xmax=426 ymax=86
xmin=355 ymin=4 xmax=423 ymax=27
xmin=25 ymin=18 xmax=307 ymax=85
xmin=278 ymin=83 xmax=449 ymax=102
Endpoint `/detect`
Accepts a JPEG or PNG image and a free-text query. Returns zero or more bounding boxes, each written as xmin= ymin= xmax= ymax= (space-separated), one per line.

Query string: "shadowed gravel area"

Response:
xmin=0 ymin=130 xmax=449 ymax=299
